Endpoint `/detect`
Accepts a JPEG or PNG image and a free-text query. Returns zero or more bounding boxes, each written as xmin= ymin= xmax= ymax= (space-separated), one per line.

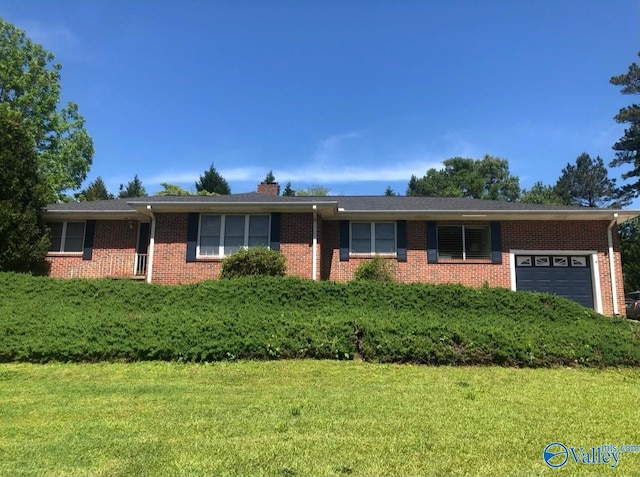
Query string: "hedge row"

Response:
xmin=1 ymin=272 xmax=639 ymax=366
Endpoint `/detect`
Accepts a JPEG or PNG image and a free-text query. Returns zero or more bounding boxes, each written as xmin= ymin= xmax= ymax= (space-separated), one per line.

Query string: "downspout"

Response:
xmin=607 ymin=213 xmax=619 ymax=315
xmin=312 ymin=204 xmax=318 ymax=281
xmin=146 ymin=205 xmax=156 ymax=284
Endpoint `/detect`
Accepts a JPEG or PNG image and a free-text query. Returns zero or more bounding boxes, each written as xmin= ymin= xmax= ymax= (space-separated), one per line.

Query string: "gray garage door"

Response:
xmin=515 ymin=255 xmax=593 ymax=309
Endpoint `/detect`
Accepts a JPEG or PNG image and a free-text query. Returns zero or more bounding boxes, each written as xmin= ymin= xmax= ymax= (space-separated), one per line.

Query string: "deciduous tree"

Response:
xmin=155 ymin=183 xmax=192 ymax=196
xmin=407 ymin=155 xmax=520 ymax=201
xmin=195 ymin=163 xmax=230 ymax=195
xmin=295 ymin=185 xmax=330 ymax=196
xmin=0 ymin=109 xmax=50 ymax=273
xmin=520 ymin=181 xmax=564 ymax=205
xmin=618 ymin=217 xmax=640 ymax=293
xmin=0 ymin=19 xmax=94 ymax=201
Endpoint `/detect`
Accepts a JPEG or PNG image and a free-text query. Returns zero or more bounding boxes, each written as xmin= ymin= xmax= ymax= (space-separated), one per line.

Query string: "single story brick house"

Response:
xmin=44 ymin=183 xmax=640 ymax=316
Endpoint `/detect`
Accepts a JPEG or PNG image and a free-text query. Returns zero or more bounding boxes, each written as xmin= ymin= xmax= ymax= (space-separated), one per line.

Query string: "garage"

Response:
xmin=515 ymin=255 xmax=594 ymax=309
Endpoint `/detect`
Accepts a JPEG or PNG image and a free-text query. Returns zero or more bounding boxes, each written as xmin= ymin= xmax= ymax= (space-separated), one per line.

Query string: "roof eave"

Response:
xmin=43 ymin=210 xmax=143 ymax=221
xmin=127 ymin=200 xmax=339 ymax=215
xmin=333 ymin=209 xmax=640 ymax=222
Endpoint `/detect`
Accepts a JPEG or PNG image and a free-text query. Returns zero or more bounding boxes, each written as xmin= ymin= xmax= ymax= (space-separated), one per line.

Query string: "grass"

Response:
xmin=1 ymin=361 xmax=639 ymax=476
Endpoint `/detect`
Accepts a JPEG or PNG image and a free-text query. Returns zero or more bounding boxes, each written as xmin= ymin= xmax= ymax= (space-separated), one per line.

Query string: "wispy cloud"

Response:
xmin=143 ymin=166 xmax=264 ymax=186
xmin=276 ymin=159 xmax=442 ymax=183
xmin=15 ymin=20 xmax=89 ymax=62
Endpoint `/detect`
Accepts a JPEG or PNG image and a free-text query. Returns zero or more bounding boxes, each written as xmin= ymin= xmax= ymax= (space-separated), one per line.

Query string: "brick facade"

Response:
xmin=46 ymin=220 xmax=138 ymax=279
xmin=46 ymin=214 xmax=626 ymax=316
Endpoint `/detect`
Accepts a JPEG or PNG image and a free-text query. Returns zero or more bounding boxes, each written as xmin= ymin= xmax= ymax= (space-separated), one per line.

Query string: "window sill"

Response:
xmin=349 ymin=253 xmax=398 ymax=259
xmin=47 ymin=252 xmax=83 ymax=257
xmin=436 ymin=258 xmax=493 ymax=264
xmin=195 ymin=256 xmax=225 ymax=262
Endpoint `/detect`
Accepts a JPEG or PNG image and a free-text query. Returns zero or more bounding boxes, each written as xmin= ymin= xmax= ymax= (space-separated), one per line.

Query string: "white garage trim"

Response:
xmin=509 ymin=250 xmax=603 ymax=314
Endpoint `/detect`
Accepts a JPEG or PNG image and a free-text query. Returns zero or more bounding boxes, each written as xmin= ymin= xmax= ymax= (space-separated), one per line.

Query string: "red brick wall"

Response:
xmin=46 ymin=220 xmax=138 ymax=279
xmin=150 ymin=212 xmax=320 ymax=284
xmin=322 ymin=219 xmax=624 ymax=316
xmin=46 ymin=215 xmax=626 ymax=316
xmin=151 ymin=213 xmax=221 ymax=284
xmin=503 ymin=221 xmax=624 ymax=317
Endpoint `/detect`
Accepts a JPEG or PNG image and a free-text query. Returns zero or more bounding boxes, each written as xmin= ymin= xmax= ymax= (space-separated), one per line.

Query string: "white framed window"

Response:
xmin=198 ymin=214 xmax=270 ymax=257
xmin=47 ymin=221 xmax=85 ymax=253
xmin=437 ymin=225 xmax=490 ymax=260
xmin=350 ymin=222 xmax=396 ymax=254
xmin=535 ymin=256 xmax=550 ymax=267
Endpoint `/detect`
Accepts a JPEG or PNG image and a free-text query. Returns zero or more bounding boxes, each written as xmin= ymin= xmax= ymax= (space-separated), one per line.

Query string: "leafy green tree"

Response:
xmin=295 ymin=185 xmax=330 ymax=196
xmin=619 ymin=217 xmax=640 ymax=293
xmin=610 ymin=52 xmax=640 ymax=199
xmin=384 ymin=186 xmax=396 ymax=196
xmin=76 ymin=177 xmax=114 ymax=201
xmin=554 ymin=153 xmax=626 ymax=208
xmin=0 ymin=109 xmax=50 ymax=273
xmin=282 ymin=182 xmax=295 ymax=197
xmin=407 ymin=155 xmax=520 ymax=201
xmin=155 ymin=183 xmax=192 ymax=196
xmin=195 ymin=163 xmax=230 ymax=195
xmin=520 ymin=181 xmax=564 ymax=205
xmin=118 ymin=175 xmax=146 ymax=198
xmin=0 ymin=18 xmax=94 ymax=201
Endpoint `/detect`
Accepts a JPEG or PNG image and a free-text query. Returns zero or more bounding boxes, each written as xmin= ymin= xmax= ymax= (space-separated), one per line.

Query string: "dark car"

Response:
xmin=626 ymin=291 xmax=640 ymax=319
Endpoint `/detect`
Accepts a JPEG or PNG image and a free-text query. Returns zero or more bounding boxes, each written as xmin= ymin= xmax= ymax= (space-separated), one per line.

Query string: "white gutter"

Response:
xmin=312 ymin=204 xmax=318 ymax=281
xmin=146 ymin=205 xmax=156 ymax=284
xmin=607 ymin=213 xmax=619 ymax=315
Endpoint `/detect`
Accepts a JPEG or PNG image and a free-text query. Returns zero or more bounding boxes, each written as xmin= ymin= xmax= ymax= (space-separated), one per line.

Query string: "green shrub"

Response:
xmin=220 ymin=247 xmax=286 ymax=278
xmin=0 ymin=272 xmax=639 ymax=366
xmin=354 ymin=257 xmax=395 ymax=282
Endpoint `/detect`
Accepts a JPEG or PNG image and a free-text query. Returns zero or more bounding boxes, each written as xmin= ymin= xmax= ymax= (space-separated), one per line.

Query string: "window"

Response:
xmin=198 ymin=214 xmax=270 ymax=257
xmin=437 ymin=225 xmax=490 ymax=260
xmin=47 ymin=221 xmax=86 ymax=253
xmin=350 ymin=222 xmax=396 ymax=254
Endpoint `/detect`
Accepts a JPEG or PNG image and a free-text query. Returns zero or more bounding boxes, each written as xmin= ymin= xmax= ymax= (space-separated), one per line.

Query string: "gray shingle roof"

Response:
xmin=45 ymin=193 xmax=595 ymax=212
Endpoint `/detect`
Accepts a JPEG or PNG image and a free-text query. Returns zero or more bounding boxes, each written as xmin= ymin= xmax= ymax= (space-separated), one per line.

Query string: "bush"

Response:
xmin=0 ymin=272 xmax=639 ymax=366
xmin=354 ymin=257 xmax=395 ymax=282
xmin=220 ymin=247 xmax=286 ymax=279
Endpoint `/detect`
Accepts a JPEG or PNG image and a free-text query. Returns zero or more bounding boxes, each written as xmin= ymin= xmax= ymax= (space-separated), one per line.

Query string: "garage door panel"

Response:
xmin=516 ymin=256 xmax=593 ymax=309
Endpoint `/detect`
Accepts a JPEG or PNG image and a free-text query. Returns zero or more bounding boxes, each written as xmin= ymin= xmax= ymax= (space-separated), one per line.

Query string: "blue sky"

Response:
xmin=2 ymin=1 xmax=639 ymax=200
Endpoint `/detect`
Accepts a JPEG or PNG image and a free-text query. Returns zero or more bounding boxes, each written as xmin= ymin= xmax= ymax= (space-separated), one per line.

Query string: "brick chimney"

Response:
xmin=257 ymin=182 xmax=279 ymax=196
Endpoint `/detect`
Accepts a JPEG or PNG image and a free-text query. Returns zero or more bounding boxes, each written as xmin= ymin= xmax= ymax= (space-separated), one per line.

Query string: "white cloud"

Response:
xmin=15 ymin=20 xmax=88 ymax=62
xmin=276 ymin=159 xmax=442 ymax=183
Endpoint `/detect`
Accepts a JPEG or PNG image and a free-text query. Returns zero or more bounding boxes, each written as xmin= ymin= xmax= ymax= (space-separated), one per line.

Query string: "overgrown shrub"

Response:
xmin=354 ymin=257 xmax=395 ymax=282
xmin=220 ymin=247 xmax=286 ymax=278
xmin=0 ymin=272 xmax=639 ymax=366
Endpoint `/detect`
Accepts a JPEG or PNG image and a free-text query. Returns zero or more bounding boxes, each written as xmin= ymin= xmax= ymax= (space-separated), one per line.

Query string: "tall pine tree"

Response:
xmin=195 ymin=164 xmax=230 ymax=195
xmin=610 ymin=52 xmax=640 ymax=199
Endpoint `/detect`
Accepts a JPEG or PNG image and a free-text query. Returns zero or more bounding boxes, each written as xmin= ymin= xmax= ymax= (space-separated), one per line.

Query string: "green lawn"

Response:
xmin=0 ymin=361 xmax=639 ymax=476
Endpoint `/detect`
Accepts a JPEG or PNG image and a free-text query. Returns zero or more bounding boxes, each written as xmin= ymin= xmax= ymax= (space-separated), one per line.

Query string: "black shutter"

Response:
xmin=427 ymin=221 xmax=438 ymax=264
xmin=270 ymin=213 xmax=281 ymax=251
xmin=490 ymin=222 xmax=502 ymax=264
xmin=186 ymin=213 xmax=199 ymax=262
xmin=82 ymin=220 xmax=96 ymax=260
xmin=339 ymin=220 xmax=349 ymax=261
xmin=396 ymin=220 xmax=407 ymax=262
